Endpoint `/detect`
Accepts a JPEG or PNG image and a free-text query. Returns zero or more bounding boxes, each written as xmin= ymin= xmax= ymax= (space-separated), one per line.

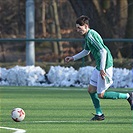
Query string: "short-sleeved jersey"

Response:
xmin=84 ymin=29 xmax=113 ymax=70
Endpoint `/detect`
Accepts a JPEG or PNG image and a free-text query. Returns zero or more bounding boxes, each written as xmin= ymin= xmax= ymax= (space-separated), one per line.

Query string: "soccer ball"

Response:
xmin=11 ymin=108 xmax=25 ymax=122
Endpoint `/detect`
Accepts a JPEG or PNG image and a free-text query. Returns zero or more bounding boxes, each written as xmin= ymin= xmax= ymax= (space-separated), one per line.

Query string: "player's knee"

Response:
xmin=88 ymin=88 xmax=91 ymax=93
xmin=98 ymin=93 xmax=104 ymax=98
xmin=88 ymin=85 xmax=96 ymax=94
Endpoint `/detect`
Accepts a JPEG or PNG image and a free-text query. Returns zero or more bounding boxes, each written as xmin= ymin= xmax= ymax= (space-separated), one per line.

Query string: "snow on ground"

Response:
xmin=0 ymin=65 xmax=132 ymax=88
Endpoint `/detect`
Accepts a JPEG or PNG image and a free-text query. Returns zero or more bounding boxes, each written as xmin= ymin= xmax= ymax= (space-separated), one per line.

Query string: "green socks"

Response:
xmin=90 ymin=92 xmax=129 ymax=115
xmin=103 ymin=92 xmax=128 ymax=99
xmin=89 ymin=92 xmax=103 ymax=115
xmin=89 ymin=91 xmax=128 ymax=115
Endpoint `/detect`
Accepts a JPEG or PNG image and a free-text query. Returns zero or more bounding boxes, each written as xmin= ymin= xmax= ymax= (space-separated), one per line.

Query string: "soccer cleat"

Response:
xmin=90 ymin=113 xmax=105 ymax=121
xmin=127 ymin=92 xmax=133 ymax=110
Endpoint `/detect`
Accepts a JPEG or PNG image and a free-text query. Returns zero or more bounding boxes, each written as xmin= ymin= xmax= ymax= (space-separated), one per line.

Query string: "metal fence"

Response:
xmin=0 ymin=38 xmax=133 ymax=67
xmin=0 ymin=38 xmax=133 ymax=42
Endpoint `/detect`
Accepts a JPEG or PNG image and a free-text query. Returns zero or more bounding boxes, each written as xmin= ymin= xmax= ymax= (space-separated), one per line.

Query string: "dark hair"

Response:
xmin=76 ymin=15 xmax=90 ymax=26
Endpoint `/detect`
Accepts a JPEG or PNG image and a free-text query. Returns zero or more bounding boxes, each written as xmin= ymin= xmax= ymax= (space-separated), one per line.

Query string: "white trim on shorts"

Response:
xmin=90 ymin=67 xmax=113 ymax=94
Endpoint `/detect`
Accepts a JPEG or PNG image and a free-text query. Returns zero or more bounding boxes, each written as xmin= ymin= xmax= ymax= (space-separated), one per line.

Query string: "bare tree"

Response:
xmin=125 ymin=0 xmax=133 ymax=38
xmin=123 ymin=0 xmax=133 ymax=58
xmin=68 ymin=0 xmax=131 ymax=58
xmin=52 ymin=0 xmax=63 ymax=62
xmin=48 ymin=0 xmax=59 ymax=62
xmin=42 ymin=0 xmax=46 ymax=37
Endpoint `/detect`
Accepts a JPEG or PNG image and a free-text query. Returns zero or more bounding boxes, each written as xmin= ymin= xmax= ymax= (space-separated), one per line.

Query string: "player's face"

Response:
xmin=76 ymin=24 xmax=88 ymax=35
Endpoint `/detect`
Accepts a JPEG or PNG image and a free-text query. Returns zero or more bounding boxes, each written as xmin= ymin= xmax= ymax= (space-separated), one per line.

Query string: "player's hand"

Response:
xmin=65 ymin=56 xmax=74 ymax=62
xmin=100 ymin=70 xmax=106 ymax=79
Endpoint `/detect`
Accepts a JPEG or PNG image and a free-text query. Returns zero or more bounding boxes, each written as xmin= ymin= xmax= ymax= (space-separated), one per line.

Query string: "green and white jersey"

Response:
xmin=84 ymin=29 xmax=113 ymax=70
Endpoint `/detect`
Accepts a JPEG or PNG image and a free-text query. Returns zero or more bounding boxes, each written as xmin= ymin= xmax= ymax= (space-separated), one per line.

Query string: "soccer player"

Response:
xmin=65 ymin=15 xmax=133 ymax=121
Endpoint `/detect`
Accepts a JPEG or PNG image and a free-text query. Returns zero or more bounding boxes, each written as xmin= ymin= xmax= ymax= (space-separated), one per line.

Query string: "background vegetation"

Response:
xmin=0 ymin=0 xmax=133 ymax=69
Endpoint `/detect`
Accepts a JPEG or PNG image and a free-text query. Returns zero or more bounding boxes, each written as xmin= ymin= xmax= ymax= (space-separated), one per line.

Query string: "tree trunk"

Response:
xmin=125 ymin=0 xmax=133 ymax=38
xmin=42 ymin=0 xmax=46 ymax=37
xmin=118 ymin=0 xmax=128 ymax=37
xmin=124 ymin=0 xmax=133 ymax=58
xmin=52 ymin=0 xmax=63 ymax=62
xmin=48 ymin=1 xmax=59 ymax=62
xmin=0 ymin=33 xmax=6 ymax=62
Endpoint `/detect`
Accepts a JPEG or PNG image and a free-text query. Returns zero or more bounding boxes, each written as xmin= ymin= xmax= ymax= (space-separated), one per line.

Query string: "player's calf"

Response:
xmin=127 ymin=92 xmax=133 ymax=110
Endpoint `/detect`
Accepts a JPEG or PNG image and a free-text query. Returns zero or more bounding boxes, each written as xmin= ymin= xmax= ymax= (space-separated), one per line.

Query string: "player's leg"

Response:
xmin=88 ymin=68 xmax=105 ymax=121
xmin=88 ymin=85 xmax=105 ymax=121
xmin=99 ymin=90 xmax=133 ymax=110
xmin=97 ymin=67 xmax=133 ymax=110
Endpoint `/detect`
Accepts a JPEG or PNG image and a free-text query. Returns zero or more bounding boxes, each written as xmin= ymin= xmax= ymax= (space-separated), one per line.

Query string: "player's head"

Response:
xmin=76 ymin=15 xmax=90 ymax=35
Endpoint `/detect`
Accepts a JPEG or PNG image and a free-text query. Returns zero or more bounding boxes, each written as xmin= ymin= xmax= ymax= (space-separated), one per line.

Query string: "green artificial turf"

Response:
xmin=0 ymin=86 xmax=133 ymax=133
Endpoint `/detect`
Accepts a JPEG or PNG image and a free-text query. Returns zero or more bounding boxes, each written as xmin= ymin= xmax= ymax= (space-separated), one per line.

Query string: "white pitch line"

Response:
xmin=0 ymin=121 xmax=87 ymax=132
xmin=26 ymin=120 xmax=88 ymax=124
xmin=0 ymin=126 xmax=26 ymax=133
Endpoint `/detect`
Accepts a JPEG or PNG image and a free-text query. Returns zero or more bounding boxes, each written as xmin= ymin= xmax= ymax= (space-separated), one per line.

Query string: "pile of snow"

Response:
xmin=112 ymin=68 xmax=132 ymax=88
xmin=0 ymin=65 xmax=132 ymax=88
xmin=47 ymin=66 xmax=78 ymax=87
xmin=0 ymin=66 xmax=46 ymax=86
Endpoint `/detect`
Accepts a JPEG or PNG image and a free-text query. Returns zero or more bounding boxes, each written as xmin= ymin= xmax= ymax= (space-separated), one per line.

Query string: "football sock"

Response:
xmin=103 ymin=92 xmax=129 ymax=99
xmin=95 ymin=108 xmax=103 ymax=116
xmin=89 ymin=92 xmax=103 ymax=115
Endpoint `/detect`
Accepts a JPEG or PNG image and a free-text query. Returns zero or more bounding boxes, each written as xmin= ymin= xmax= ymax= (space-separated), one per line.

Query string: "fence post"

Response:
xmin=26 ymin=0 xmax=35 ymax=66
